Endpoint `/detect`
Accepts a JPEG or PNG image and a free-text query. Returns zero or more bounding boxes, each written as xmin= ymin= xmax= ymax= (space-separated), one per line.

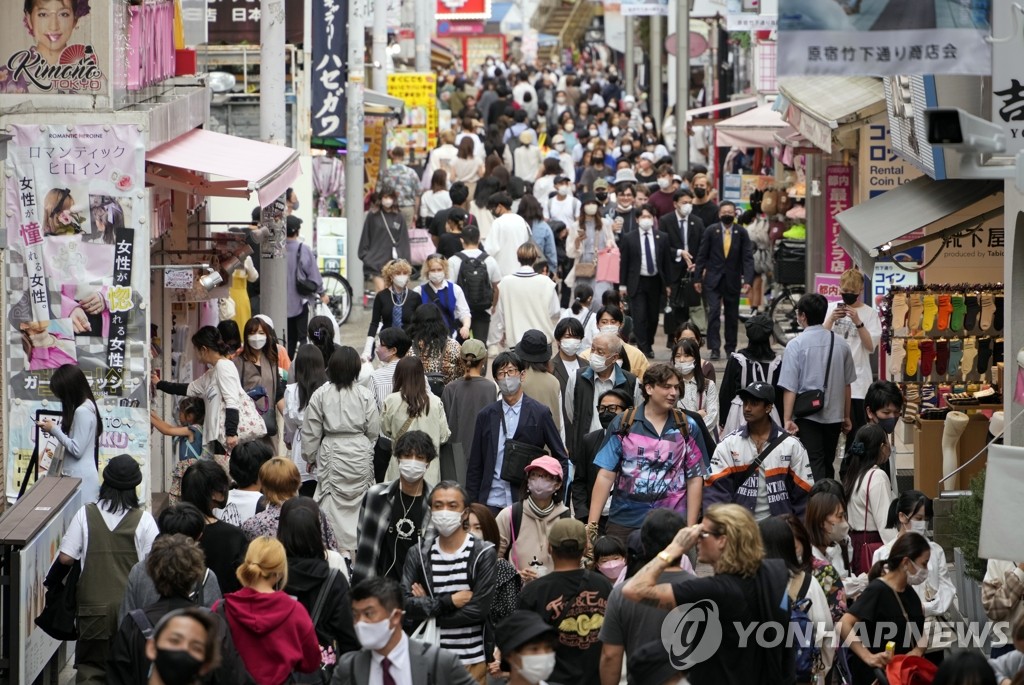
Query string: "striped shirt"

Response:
xmin=430 ymin=535 xmax=486 ymax=664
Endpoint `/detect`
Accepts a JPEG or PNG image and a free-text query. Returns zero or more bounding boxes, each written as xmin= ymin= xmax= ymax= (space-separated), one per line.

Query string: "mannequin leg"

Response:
xmin=941 ymin=411 xmax=970 ymax=492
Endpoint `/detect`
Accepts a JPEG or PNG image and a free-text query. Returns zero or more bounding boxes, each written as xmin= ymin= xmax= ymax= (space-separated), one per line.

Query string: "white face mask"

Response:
xmin=392 ymin=274 xmax=409 ymax=288
xmin=590 ymin=353 xmax=609 ymax=372
xmin=382 ymin=198 xmax=395 ymax=209
xmin=828 ymin=519 xmax=850 ymax=543
xmin=657 ymin=177 xmax=671 ymax=190
xmin=675 ymin=361 xmax=695 ymax=375
xmin=248 ymin=334 xmax=267 ymax=350
xmin=528 ymin=475 xmax=560 ymax=500
xmin=621 ymin=144 xmax=632 ymax=154
xmin=518 ymin=653 xmax=556 ymax=685
xmin=611 ymin=126 xmax=620 ymax=137
xmin=644 ymin=121 xmax=654 ymax=130
xmin=584 ymin=204 xmax=598 ymax=216
xmin=399 ymin=458 xmax=428 ymax=483
xmin=428 ymin=270 xmax=446 ymax=285
xmin=907 ymin=560 xmax=928 ymax=586
xmin=599 ymin=325 xmax=619 ymax=336
xmin=556 ymin=185 xmax=569 ymax=197
xmin=555 ymin=143 xmax=566 ymax=151
xmin=432 ymin=509 xmax=464 ymax=537
xmin=638 ymin=218 xmax=655 ymax=230
xmin=908 ymin=519 xmax=928 ymax=535
xmin=559 ymin=338 xmax=582 ymax=356
xmin=678 ymin=203 xmax=693 ymax=217
xmin=587 ymin=142 xmax=595 ymax=151
xmin=355 ymin=612 xmax=397 ymax=651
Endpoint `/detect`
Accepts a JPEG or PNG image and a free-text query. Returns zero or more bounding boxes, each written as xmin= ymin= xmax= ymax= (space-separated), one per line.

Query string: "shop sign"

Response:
xmin=872 ymin=260 xmax=920 ymax=301
xmin=3 ymin=124 xmax=150 ymax=501
xmin=127 ymin=0 xmax=176 ymax=91
xmin=858 ymin=123 xmax=921 ymax=204
xmin=622 ymin=0 xmax=669 ymax=17
xmin=813 ymin=273 xmax=843 ymax=303
xmin=924 ymin=221 xmax=1004 ymax=285
xmin=312 ymin=0 xmax=349 ymax=138
xmin=727 ymin=14 xmax=777 ymax=31
xmin=777 ymin=0 xmax=991 ymax=76
xmin=194 ymin=0 xmax=305 ymax=44
xmin=991 ymin=0 xmax=1024 ymax=155
xmin=824 ymin=165 xmax=853 ymax=274
xmin=365 ymin=115 xmax=389 ymax=196
xmin=0 ymin=1 xmax=108 ymax=94
xmin=437 ymin=0 xmax=492 ymax=21
xmin=387 ymin=73 xmax=438 ymax=154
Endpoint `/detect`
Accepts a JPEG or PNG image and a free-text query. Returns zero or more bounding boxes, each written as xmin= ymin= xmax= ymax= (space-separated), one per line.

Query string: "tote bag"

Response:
xmin=596 ymin=246 xmax=620 ymax=283
xmin=217 ymin=392 xmax=268 ymax=446
xmin=408 ymin=227 xmax=434 ymax=266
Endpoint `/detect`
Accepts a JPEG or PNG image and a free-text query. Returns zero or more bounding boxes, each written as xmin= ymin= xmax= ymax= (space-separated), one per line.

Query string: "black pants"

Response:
xmin=796 ymin=418 xmax=842 ymax=481
xmin=705 ymin=287 xmax=740 ymax=355
xmin=469 ymin=307 xmax=491 ymax=345
xmin=299 ymin=480 xmax=317 ymax=497
xmin=629 ymin=275 xmax=663 ymax=355
xmin=373 ymin=437 xmax=393 ymax=484
xmin=287 ymin=303 xmax=309 ymax=358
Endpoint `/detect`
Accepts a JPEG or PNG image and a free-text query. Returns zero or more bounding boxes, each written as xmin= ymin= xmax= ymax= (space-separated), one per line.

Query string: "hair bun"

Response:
xmin=850 ymin=441 xmax=866 ymax=457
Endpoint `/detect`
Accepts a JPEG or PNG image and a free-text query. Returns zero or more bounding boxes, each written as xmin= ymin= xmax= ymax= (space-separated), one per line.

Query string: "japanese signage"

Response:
xmin=365 ymin=115 xmax=389 ymax=196
xmin=437 ymin=0 xmax=492 ymax=20
xmin=0 ymin=0 xmax=109 ymax=94
xmin=621 ymin=0 xmax=669 ymax=17
xmin=824 ymin=165 xmax=853 ymax=274
xmin=317 ymin=217 xmax=348 ymax=279
xmin=180 ymin=0 xmax=305 ymax=44
xmin=3 ymin=124 xmax=150 ymax=500
xmin=312 ymin=0 xmax=349 ymax=138
xmin=924 ymin=221 xmax=1005 ymax=285
xmin=778 ymin=0 xmax=991 ymax=76
xmin=813 ymin=273 xmax=844 ymax=303
xmin=387 ymin=73 xmax=438 ymax=154
xmin=992 ymin=0 xmax=1024 ymax=154
xmin=872 ymin=261 xmax=919 ymax=300
xmin=857 ymin=123 xmax=921 ymax=204
xmin=726 ymin=13 xmax=777 ymax=31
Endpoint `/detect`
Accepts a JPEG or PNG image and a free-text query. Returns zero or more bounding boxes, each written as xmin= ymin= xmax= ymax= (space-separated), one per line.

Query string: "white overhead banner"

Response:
xmin=621 ymin=0 xmax=668 ymax=17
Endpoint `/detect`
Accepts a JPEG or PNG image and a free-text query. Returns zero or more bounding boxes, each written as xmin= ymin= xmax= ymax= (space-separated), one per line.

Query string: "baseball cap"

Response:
xmin=628 ymin=641 xmax=681 ymax=684
xmin=496 ymin=611 xmax=558 ymax=670
xmin=737 ymin=381 xmax=775 ymax=404
xmin=525 ymin=455 xmax=563 ymax=480
xmin=460 ymin=338 xmax=487 ymax=362
xmin=639 ymin=151 xmax=656 ymax=163
xmin=554 ymin=176 xmax=571 ymax=185
xmin=548 ymin=518 xmax=587 ymax=551
xmin=593 ymin=179 xmax=610 ymax=191
xmin=286 ymin=215 xmax=302 ymax=236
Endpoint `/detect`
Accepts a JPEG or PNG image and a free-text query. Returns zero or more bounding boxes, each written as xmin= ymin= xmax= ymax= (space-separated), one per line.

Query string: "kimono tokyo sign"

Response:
xmin=3 ymin=124 xmax=150 ymax=500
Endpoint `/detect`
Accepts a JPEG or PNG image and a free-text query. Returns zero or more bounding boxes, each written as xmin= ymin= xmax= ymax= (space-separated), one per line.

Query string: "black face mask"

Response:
xmin=720 ymin=215 xmax=735 ymax=225
xmin=154 ymin=648 xmax=204 ymax=685
xmin=596 ymin=192 xmax=608 ymax=202
xmin=599 ymin=411 xmax=619 ymax=429
xmin=842 ymin=293 xmax=859 ymax=305
xmin=693 ymin=187 xmax=707 ymax=199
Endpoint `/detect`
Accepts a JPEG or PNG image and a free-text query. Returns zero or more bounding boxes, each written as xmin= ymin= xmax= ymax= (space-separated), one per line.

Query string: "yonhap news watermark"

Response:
xmin=661 ymin=600 xmax=1012 ymax=669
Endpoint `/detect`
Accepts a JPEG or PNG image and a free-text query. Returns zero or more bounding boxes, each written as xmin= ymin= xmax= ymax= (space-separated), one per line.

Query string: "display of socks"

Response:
xmin=919 ymin=339 xmax=937 ymax=376
xmin=903 ymin=383 xmax=920 ymax=423
xmin=889 ymin=339 xmax=906 ymax=381
xmin=938 ymin=384 xmax=952 ymax=408
xmin=962 ymin=337 xmax=978 ymax=376
xmin=922 ymin=294 xmax=939 ymax=332
xmin=977 ymin=336 xmax=993 ymax=373
xmin=994 ymin=295 xmax=1004 ymax=332
xmin=994 ymin=338 xmax=1004 ymax=366
xmin=908 ymin=293 xmax=924 ymax=333
xmin=891 ymin=292 xmax=909 ymax=334
xmin=905 ymin=338 xmax=921 ymax=376
xmin=980 ymin=292 xmax=995 ymax=331
xmin=921 ymin=383 xmax=938 ymax=409
xmin=936 ymin=339 xmax=950 ymax=376
xmin=936 ymin=294 xmax=953 ymax=331
xmin=950 ymin=295 xmax=966 ymax=332
xmin=964 ymin=295 xmax=980 ymax=330
xmin=948 ymin=339 xmax=963 ymax=380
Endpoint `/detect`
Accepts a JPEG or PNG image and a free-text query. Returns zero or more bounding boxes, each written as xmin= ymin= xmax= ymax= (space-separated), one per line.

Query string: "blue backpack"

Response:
xmin=790 ymin=572 xmax=823 ymax=683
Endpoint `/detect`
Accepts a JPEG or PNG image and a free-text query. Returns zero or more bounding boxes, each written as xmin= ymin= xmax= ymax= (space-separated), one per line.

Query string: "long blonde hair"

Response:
xmin=704 ymin=504 xmax=764 ymax=578
xmin=236 ymin=536 xmax=288 ymax=589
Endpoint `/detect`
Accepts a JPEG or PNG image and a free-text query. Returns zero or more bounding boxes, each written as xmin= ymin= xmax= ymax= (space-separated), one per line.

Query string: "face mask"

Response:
xmin=584 ymin=204 xmax=598 ymax=216
xmin=675 ymin=361 xmax=695 ymax=375
xmin=644 ymin=122 xmax=654 ymax=130
xmin=556 ymin=97 xmax=566 ymax=105
xmin=621 ymin=144 xmax=632 ymax=154
xmin=598 ymin=410 xmax=618 ymax=429
xmin=392 ymin=274 xmax=409 ymax=288
xmin=355 ymin=613 xmax=397 ymax=651
xmin=428 ymin=270 xmax=446 ymax=285
xmin=498 ymin=375 xmax=522 ymax=396
xmin=611 ymin=126 xmax=620 ymax=137
xmin=595 ymin=192 xmax=608 ymax=202
xmin=555 ymin=143 xmax=566 ymax=151
xmin=432 ymin=509 xmax=464 ymax=537
xmin=517 ymin=652 xmax=557 ymax=685
xmin=657 ymin=177 xmax=671 ymax=190
xmin=590 ymin=353 xmax=610 ymax=372
xmin=376 ymin=347 xmax=393 ymax=363
xmin=154 ymin=648 xmax=204 ymax=685
xmin=907 ymin=560 xmax=929 ymax=586
xmin=589 ymin=128 xmax=598 ymax=137
xmin=528 ymin=476 xmax=559 ymax=500
xmin=720 ymin=215 xmax=735 ymax=225
xmin=399 ymin=459 xmax=428 ymax=483
xmin=248 ymin=334 xmax=267 ymax=351
xmin=877 ymin=416 xmax=898 ymax=434
xmin=693 ymin=187 xmax=707 ymax=199
xmin=638 ymin=218 xmax=654 ymax=230
xmin=598 ymin=559 xmax=627 ymax=580
xmin=909 ymin=519 xmax=928 ymax=535
xmin=556 ymin=185 xmax=569 ymax=197
xmin=560 ymin=338 xmax=582 ymax=356
xmin=842 ymin=293 xmax=859 ymax=306
xmin=382 ymin=198 xmax=394 ymax=209
xmin=564 ymin=122 xmax=574 ymax=132
xmin=587 ymin=142 xmax=595 ymax=151
xmin=829 ymin=519 xmax=850 ymax=543
xmin=678 ymin=203 xmax=693 ymax=217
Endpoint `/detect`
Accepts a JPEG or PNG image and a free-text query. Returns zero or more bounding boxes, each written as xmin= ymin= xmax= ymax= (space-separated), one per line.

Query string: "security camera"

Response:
xmin=924 ymin=108 xmax=1007 ymax=155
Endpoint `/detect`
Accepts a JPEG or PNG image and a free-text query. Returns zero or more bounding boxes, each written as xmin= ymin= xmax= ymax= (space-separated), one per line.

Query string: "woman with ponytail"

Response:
xmin=842 ymin=424 xmax=897 ymax=574
xmin=307 ymin=314 xmax=342 ymax=368
xmin=561 ymin=283 xmax=595 ymax=329
xmin=839 ymin=532 xmax=930 ymax=684
xmin=153 ymin=326 xmax=249 ymax=454
xmin=216 ymin=537 xmax=321 ymax=684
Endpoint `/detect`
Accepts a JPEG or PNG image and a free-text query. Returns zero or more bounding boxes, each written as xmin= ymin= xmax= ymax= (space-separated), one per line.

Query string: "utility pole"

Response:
xmin=624 ymin=17 xmax=634 ymax=97
xmin=675 ymin=1 xmax=689 ymax=172
xmin=259 ymin=0 xmax=287 ymax=343
xmin=649 ymin=15 xmax=663 ymax=134
xmin=371 ymin=0 xmax=388 ymax=92
xmin=414 ymin=0 xmax=433 ymax=72
xmin=346 ymin=0 xmax=367 ymax=290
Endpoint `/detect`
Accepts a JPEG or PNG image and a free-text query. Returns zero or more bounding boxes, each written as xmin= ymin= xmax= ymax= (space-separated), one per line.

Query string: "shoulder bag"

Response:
xmin=497 ymin=407 xmax=546 ymax=486
xmin=296 ymin=243 xmax=320 ymax=296
xmin=852 ymin=470 xmax=885 ymax=575
xmin=292 ymin=568 xmax=340 ymax=684
xmin=792 ymin=332 xmax=834 ymax=419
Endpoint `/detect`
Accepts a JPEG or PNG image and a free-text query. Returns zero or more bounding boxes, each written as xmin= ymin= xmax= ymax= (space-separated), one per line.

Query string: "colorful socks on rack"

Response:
xmin=919 ymin=339 xmax=937 ymax=376
xmin=889 ymin=339 xmax=906 ymax=380
xmin=922 ymin=295 xmax=939 ymax=332
xmin=950 ymin=295 xmax=966 ymax=332
xmin=935 ymin=339 xmax=950 ymax=376
xmin=891 ymin=293 xmax=909 ymax=334
xmin=936 ymin=294 xmax=953 ymax=331
xmin=980 ymin=292 xmax=995 ymax=331
xmin=905 ymin=338 xmax=921 ymax=376
xmin=964 ymin=295 xmax=980 ymax=330
xmin=903 ymin=383 xmax=920 ymax=423
xmin=977 ymin=336 xmax=993 ymax=374
xmin=961 ymin=337 xmax=978 ymax=377
xmin=908 ymin=293 xmax=924 ymax=333
xmin=948 ymin=339 xmax=963 ymax=381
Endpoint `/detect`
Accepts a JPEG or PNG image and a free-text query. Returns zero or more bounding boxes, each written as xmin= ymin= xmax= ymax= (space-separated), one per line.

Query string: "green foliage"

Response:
xmin=952 ymin=469 xmax=986 ymax=583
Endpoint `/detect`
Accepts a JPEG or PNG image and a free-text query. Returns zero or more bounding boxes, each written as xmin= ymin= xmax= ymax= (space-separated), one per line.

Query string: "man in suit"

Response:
xmin=694 ymin=200 xmax=755 ymax=361
xmin=660 ymin=187 xmax=706 ymax=344
xmin=618 ymin=203 xmax=671 ymax=359
xmin=338 ymin=577 xmax=476 ymax=685
xmin=466 ymin=351 xmax=568 ymax=514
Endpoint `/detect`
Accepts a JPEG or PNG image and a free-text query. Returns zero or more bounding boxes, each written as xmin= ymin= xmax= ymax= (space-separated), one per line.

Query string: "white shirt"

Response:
xmin=677 ymin=377 xmax=719 ymax=433
xmin=449 ymin=248 xmax=502 ymax=287
xmin=59 ymin=502 xmax=159 ymax=571
xmin=846 ymin=466 xmax=897 ymax=542
xmin=487 ymin=396 xmax=522 ymax=508
xmin=639 ymin=229 xmax=657 ymax=276
xmin=824 ymin=302 xmax=882 ymax=399
xmin=547 ymin=194 xmax=580 ymax=228
xmin=485 ymin=213 xmax=533 ymax=279
xmin=369 ymin=632 xmax=414 ymax=685
xmin=217 ymin=489 xmax=265 ymax=526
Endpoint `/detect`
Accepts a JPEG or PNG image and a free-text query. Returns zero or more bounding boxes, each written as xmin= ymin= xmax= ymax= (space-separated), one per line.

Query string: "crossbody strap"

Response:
xmin=864 ymin=469 xmax=874 ymax=531
xmin=742 ymin=431 xmax=790 ymax=482
xmin=309 ymin=568 xmax=338 ymax=626
xmin=823 ymin=332 xmax=835 ymax=390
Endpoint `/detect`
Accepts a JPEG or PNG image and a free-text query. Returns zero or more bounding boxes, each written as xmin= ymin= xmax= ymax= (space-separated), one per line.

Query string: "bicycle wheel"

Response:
xmin=321 ymin=272 xmax=353 ymax=326
xmin=769 ymin=287 xmax=803 ymax=346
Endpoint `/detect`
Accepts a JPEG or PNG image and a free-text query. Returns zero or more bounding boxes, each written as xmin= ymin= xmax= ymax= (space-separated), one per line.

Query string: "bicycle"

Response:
xmin=767 ymin=280 xmax=805 ymax=347
xmin=321 ymin=271 xmax=353 ymax=326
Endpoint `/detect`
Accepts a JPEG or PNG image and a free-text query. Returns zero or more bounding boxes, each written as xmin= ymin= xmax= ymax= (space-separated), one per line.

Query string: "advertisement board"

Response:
xmin=858 ymin=123 xmax=921 ymax=204
xmin=437 ymin=0 xmax=492 ymax=20
xmin=824 ymin=165 xmax=853 ymax=274
xmin=312 ymin=0 xmax=348 ymax=138
xmin=387 ymin=73 xmax=438 ymax=155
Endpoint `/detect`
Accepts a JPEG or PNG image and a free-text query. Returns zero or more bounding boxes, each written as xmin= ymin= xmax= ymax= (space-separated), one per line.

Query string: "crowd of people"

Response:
xmin=35 ymin=55 xmax=1018 ymax=685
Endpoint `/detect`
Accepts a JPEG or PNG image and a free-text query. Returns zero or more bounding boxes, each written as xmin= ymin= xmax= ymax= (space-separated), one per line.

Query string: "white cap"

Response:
xmin=254 ymin=314 xmax=274 ymax=329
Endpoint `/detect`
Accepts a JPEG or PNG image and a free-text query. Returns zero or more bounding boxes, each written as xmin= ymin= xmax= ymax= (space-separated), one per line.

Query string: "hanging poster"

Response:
xmin=1 ymin=0 xmax=109 ymax=94
xmin=312 ymin=0 xmax=348 ymax=138
xmin=777 ymin=0 xmax=991 ymax=76
xmin=387 ymin=73 xmax=438 ymax=155
xmin=824 ymin=165 xmax=853 ymax=274
xmin=4 ymin=124 xmax=150 ymax=501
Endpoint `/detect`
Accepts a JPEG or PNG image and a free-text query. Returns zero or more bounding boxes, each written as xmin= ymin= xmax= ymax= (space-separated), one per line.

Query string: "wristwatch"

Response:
xmin=856 ymin=322 xmax=865 ymax=329
xmin=657 ymin=550 xmax=677 ymax=564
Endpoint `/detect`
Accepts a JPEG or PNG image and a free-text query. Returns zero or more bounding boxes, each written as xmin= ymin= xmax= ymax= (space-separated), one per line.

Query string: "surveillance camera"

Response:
xmin=924 ymin=108 xmax=1007 ymax=155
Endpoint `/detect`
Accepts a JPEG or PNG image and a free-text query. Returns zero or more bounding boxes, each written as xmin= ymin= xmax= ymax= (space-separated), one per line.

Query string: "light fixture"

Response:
xmin=207 ymin=71 xmax=237 ymax=94
xmin=199 ymin=268 xmax=223 ymax=290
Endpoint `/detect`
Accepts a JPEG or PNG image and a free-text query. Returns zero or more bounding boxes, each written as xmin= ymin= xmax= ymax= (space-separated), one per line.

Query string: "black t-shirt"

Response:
xmin=692 ymin=201 xmax=720 ymax=231
xmin=200 ymin=520 xmax=248 ymax=594
xmin=429 ymin=208 xmax=476 ymax=238
xmin=847 ymin=578 xmax=925 ymax=685
xmin=438 ymin=232 xmax=464 ymax=259
xmin=377 ymin=491 xmax=426 ymax=581
xmin=517 ymin=569 xmax=613 ymax=683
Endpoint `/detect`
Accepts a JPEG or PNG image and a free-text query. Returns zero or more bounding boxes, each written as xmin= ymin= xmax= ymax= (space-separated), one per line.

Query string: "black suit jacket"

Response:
xmin=659 ymin=211 xmax=705 ymax=283
xmin=465 ymin=395 xmax=568 ymax=505
xmin=618 ymin=227 xmax=671 ymax=292
xmin=694 ymin=222 xmax=755 ymax=295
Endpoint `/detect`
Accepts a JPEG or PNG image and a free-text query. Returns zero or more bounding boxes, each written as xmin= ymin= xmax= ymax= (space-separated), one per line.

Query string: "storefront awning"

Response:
xmin=365 ymin=89 xmax=405 ymax=117
xmin=776 ymin=77 xmax=886 ymax=154
xmin=146 ymin=128 xmax=301 ymax=207
xmin=836 ymin=176 xmax=1003 ymax=274
xmin=715 ymin=104 xmax=791 ymax=149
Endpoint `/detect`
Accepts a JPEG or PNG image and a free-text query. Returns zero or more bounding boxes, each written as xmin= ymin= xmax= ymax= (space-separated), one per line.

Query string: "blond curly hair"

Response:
xmin=381 ymin=259 xmax=413 ymax=288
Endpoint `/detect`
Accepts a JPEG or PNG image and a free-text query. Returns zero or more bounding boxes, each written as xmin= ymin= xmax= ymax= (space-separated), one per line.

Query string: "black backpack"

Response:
xmin=456 ymin=250 xmax=493 ymax=311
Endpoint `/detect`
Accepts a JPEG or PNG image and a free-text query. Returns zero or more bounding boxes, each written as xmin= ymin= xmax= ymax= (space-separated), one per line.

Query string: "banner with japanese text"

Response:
xmin=621 ymin=0 xmax=669 ymax=17
xmin=4 ymin=124 xmax=150 ymax=501
xmin=824 ymin=165 xmax=853 ymax=274
xmin=777 ymin=0 xmax=991 ymax=76
xmin=312 ymin=0 xmax=348 ymax=138
xmin=387 ymin=73 xmax=438 ymax=155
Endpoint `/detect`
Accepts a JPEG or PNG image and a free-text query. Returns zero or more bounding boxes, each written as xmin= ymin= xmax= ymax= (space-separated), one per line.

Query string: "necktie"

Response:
xmin=723 ymin=227 xmax=732 ymax=258
xmin=679 ymin=219 xmax=688 ymax=252
xmin=381 ymin=657 xmax=397 ymax=685
xmin=644 ymin=231 xmax=655 ymax=275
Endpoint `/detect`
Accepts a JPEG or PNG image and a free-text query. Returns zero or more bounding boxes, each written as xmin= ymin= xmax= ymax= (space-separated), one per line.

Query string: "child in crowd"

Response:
xmin=594 ymin=536 xmax=628 ymax=586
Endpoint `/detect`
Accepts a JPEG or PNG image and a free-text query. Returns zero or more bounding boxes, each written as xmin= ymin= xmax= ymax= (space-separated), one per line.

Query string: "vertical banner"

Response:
xmin=777 ymin=0 xmax=991 ymax=76
xmin=4 ymin=124 xmax=150 ymax=501
xmin=312 ymin=0 xmax=349 ymax=138
xmin=824 ymin=165 xmax=853 ymax=274
xmin=387 ymin=73 xmax=438 ymax=156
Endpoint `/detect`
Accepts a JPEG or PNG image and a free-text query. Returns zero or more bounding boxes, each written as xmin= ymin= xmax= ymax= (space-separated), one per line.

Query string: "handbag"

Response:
xmin=35 ymin=559 xmax=81 ymax=640
xmin=497 ymin=407 xmax=546 ymax=485
xmin=852 ymin=470 xmax=884 ymax=575
xmin=408 ymin=226 xmax=434 ymax=266
xmin=574 ymin=260 xmax=597 ymax=279
xmin=411 ymin=617 xmax=441 ymax=647
xmin=218 ymin=392 xmax=269 ymax=445
xmin=596 ymin=246 xmax=620 ymax=283
xmin=793 ymin=332 xmax=834 ymax=419
xmin=671 ymin=275 xmax=703 ymax=309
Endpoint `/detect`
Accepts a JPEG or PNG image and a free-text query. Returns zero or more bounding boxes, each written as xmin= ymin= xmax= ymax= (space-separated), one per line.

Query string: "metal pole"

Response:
xmin=675 ymin=1 xmax=689 ymax=171
xmin=650 ymin=15 xmax=663 ymax=133
xmin=624 ymin=16 xmax=635 ymax=97
xmin=414 ymin=0 xmax=433 ymax=73
xmin=259 ymin=0 xmax=287 ymax=340
xmin=346 ymin=0 xmax=367 ymax=293
xmin=371 ymin=0 xmax=388 ymax=92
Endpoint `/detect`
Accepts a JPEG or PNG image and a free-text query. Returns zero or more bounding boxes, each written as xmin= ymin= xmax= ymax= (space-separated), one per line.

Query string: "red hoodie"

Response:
xmin=218 ymin=587 xmax=321 ymax=685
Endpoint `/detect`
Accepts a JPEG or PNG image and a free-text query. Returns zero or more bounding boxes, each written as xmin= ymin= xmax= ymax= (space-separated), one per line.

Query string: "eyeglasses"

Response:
xmin=597 ymin=404 xmax=625 ymax=413
xmin=698 ymin=529 xmax=724 ymax=539
xmin=494 ymin=369 xmax=520 ymax=380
